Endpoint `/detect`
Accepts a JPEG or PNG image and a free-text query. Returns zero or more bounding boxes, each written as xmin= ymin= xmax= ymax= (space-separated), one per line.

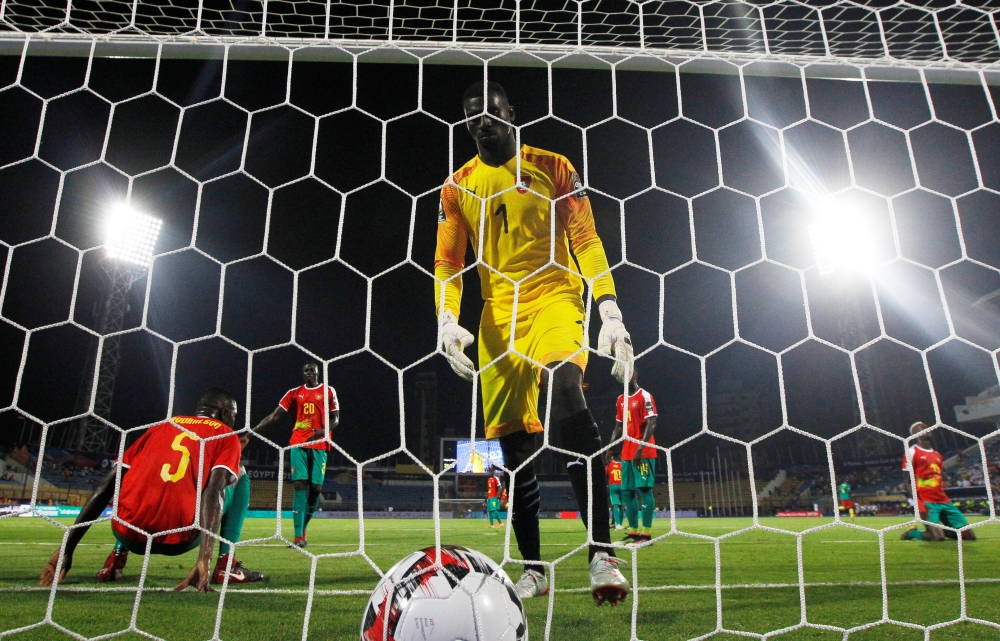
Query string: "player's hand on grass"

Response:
xmin=597 ymin=300 xmax=633 ymax=384
xmin=175 ymin=557 xmax=214 ymax=592
xmin=39 ymin=549 xmax=69 ymax=586
xmin=439 ymin=311 xmax=475 ymax=381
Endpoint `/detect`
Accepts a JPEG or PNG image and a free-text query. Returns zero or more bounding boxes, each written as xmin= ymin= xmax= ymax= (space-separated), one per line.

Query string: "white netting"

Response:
xmin=1 ymin=3 xmax=1000 ymax=639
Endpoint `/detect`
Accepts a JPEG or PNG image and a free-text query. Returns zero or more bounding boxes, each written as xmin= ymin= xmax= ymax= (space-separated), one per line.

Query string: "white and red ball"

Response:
xmin=361 ymin=545 xmax=527 ymax=641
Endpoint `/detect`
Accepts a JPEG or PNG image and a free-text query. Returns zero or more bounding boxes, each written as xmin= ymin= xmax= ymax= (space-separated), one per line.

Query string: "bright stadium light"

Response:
xmin=104 ymin=204 xmax=162 ymax=268
xmin=808 ymin=206 xmax=875 ymax=277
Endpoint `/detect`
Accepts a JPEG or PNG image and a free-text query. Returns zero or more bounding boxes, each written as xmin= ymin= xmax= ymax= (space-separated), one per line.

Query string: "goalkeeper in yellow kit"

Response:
xmin=435 ymin=81 xmax=632 ymax=606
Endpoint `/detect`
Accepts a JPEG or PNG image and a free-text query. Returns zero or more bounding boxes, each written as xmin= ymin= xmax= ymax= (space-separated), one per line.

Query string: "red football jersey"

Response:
xmin=606 ymin=461 xmax=622 ymax=486
xmin=113 ymin=416 xmax=241 ymax=546
xmin=902 ymin=445 xmax=950 ymax=509
xmin=487 ymin=475 xmax=501 ymax=499
xmin=279 ymin=384 xmax=339 ymax=450
xmin=616 ymin=388 xmax=658 ymax=460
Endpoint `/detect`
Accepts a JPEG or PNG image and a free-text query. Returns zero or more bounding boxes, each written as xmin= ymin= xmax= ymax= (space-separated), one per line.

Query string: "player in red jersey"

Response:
xmin=900 ymin=422 xmax=976 ymax=542
xmin=39 ymin=388 xmax=265 ymax=591
xmin=253 ymin=363 xmax=339 ymax=547
xmin=605 ymin=454 xmax=624 ymax=530
xmin=485 ymin=468 xmax=504 ymax=529
xmin=610 ymin=367 xmax=658 ymax=543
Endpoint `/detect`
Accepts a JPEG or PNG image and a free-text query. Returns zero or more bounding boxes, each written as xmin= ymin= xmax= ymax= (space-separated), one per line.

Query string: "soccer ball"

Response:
xmin=361 ymin=544 xmax=527 ymax=641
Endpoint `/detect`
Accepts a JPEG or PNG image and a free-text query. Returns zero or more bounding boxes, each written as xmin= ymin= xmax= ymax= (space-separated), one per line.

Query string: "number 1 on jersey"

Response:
xmin=494 ymin=203 xmax=508 ymax=234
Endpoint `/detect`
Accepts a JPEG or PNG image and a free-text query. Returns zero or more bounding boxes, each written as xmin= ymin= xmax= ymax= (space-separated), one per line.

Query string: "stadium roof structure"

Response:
xmin=0 ymin=0 xmax=998 ymax=68
xmin=955 ymin=385 xmax=1000 ymax=424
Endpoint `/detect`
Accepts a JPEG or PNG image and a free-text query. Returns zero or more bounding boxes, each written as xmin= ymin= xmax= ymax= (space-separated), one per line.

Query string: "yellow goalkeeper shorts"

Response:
xmin=478 ymin=296 xmax=588 ymax=440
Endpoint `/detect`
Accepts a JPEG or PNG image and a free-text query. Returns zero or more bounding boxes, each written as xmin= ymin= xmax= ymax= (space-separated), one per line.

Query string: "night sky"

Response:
xmin=1 ymin=46 xmax=999 ymax=474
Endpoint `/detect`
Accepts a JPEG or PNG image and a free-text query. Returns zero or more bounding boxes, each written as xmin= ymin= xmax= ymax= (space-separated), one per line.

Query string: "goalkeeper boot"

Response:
xmin=292 ymin=536 xmax=307 ymax=548
xmin=96 ymin=549 xmax=128 ymax=582
xmin=589 ymin=552 xmax=629 ymax=607
xmin=212 ymin=554 xmax=266 ymax=584
xmin=514 ymin=569 xmax=549 ymax=600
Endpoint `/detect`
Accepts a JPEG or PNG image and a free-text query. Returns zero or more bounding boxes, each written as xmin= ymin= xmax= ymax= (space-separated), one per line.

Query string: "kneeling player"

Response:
xmin=900 ymin=422 xmax=976 ymax=542
xmin=39 ymin=388 xmax=265 ymax=590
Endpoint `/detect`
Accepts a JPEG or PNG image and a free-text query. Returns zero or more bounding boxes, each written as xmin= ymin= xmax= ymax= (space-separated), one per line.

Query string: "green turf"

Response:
xmin=1 ymin=516 xmax=998 ymax=640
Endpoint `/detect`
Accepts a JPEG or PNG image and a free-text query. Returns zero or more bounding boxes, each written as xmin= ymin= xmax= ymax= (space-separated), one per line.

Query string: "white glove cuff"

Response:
xmin=439 ymin=310 xmax=459 ymax=326
xmin=599 ymin=300 xmax=623 ymax=323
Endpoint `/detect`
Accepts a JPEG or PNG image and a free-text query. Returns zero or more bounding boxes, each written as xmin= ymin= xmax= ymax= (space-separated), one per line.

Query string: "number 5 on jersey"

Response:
xmin=161 ymin=432 xmax=196 ymax=483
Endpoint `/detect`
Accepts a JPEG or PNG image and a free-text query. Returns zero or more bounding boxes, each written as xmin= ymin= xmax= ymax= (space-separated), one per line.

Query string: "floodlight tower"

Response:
xmin=73 ymin=206 xmax=162 ymax=452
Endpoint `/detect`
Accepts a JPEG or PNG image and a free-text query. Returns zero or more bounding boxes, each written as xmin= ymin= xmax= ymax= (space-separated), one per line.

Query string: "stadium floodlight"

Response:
xmin=104 ymin=204 xmax=162 ymax=268
xmin=808 ymin=206 xmax=875 ymax=277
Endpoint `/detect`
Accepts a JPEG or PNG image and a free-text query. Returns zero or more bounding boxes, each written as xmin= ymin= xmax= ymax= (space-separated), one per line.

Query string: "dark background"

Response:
xmin=1 ymin=47 xmax=999 ymax=473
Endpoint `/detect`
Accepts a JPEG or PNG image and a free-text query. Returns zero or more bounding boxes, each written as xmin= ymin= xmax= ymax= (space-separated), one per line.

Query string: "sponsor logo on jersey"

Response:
xmin=516 ymin=175 xmax=532 ymax=194
xmin=571 ymin=171 xmax=587 ymax=198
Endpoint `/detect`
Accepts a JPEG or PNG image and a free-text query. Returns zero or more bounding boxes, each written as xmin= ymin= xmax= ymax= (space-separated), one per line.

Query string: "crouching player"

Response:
xmin=900 ymin=421 xmax=976 ymax=542
xmin=39 ymin=388 xmax=265 ymax=590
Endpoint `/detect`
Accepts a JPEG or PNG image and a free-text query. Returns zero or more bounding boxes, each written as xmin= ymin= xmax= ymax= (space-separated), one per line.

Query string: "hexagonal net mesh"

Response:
xmin=1 ymin=8 xmax=1000 ymax=641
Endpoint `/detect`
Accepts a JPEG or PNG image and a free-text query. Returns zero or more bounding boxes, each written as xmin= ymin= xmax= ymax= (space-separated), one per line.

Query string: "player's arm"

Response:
xmin=434 ymin=185 xmax=475 ymax=380
xmin=555 ymin=161 xmax=633 ymax=382
xmin=252 ymin=406 xmax=288 ymax=435
xmin=39 ymin=467 xmax=121 ymax=585
xmin=174 ymin=467 xmax=235 ymax=592
xmin=606 ymin=420 xmax=624 ymax=464
xmin=633 ymin=416 xmax=657 ymax=463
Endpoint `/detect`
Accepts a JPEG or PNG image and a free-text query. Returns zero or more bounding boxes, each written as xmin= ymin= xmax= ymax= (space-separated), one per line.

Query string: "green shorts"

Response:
xmin=925 ymin=502 xmax=969 ymax=529
xmin=621 ymin=458 xmax=656 ymax=491
xmin=609 ymin=484 xmax=623 ymax=506
xmin=114 ymin=481 xmax=238 ymax=555
xmin=486 ymin=497 xmax=501 ymax=513
xmin=290 ymin=447 xmax=327 ymax=485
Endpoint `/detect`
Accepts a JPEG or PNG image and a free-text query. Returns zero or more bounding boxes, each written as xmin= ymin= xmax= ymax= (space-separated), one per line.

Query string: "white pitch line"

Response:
xmin=5 ymin=577 xmax=999 ymax=595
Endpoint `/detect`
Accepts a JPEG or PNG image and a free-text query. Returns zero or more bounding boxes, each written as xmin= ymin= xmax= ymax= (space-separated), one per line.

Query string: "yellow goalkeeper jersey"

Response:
xmin=435 ymin=145 xmax=616 ymax=326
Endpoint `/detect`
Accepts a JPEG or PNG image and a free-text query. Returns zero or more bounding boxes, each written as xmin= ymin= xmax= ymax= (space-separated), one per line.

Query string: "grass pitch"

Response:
xmin=1 ymin=515 xmax=999 ymax=640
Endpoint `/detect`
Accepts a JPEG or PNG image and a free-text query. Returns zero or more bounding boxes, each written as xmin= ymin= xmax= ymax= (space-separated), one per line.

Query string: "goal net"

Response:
xmin=1 ymin=0 xmax=999 ymax=639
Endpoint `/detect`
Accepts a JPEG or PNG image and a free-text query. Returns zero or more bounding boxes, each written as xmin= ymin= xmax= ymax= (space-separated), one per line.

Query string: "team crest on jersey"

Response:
xmin=571 ymin=171 xmax=587 ymax=198
xmin=516 ymin=175 xmax=532 ymax=194
xmin=437 ymin=199 xmax=446 ymax=224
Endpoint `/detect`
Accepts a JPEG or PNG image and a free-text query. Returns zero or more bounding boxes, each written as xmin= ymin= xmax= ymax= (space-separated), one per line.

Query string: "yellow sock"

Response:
xmin=849 ymin=508 xmax=855 ymax=519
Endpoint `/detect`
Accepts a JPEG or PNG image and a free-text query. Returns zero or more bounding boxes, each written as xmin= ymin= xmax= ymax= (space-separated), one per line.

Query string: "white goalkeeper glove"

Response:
xmin=597 ymin=299 xmax=633 ymax=384
xmin=439 ymin=311 xmax=475 ymax=381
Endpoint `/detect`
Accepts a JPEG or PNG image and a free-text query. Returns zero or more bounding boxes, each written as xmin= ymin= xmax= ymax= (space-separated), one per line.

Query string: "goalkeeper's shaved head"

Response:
xmin=463 ymin=81 xmax=517 ymax=165
xmin=463 ymin=81 xmax=509 ymax=108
